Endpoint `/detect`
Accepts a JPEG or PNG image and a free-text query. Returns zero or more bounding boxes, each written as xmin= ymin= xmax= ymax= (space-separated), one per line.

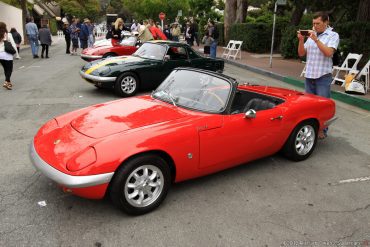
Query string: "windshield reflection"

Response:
xmin=153 ymin=70 xmax=231 ymax=113
xmin=133 ymin=43 xmax=166 ymax=60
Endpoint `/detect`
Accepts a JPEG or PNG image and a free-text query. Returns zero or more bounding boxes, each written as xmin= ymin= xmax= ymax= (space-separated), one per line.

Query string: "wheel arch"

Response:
xmin=107 ymin=149 xmax=177 ymax=196
xmin=103 ymin=52 xmax=117 ymax=58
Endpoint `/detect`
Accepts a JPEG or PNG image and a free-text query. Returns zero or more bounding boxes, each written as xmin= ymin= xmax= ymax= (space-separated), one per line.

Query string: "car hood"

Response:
xmin=70 ymin=96 xmax=188 ymax=138
xmin=82 ymin=55 xmax=147 ymax=74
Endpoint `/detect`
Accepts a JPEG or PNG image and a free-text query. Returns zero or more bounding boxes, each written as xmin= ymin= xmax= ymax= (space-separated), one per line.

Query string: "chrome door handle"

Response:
xmin=270 ymin=115 xmax=283 ymax=121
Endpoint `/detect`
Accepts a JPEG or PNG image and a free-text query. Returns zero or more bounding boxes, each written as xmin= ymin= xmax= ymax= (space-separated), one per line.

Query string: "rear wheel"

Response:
xmin=282 ymin=120 xmax=318 ymax=161
xmin=110 ymin=154 xmax=171 ymax=215
xmin=114 ymin=72 xmax=139 ymax=97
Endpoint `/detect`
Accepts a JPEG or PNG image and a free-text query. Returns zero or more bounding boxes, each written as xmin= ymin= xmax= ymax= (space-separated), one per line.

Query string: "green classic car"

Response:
xmin=80 ymin=40 xmax=225 ymax=97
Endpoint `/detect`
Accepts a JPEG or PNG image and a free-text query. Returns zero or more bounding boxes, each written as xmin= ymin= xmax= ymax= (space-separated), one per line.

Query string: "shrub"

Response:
xmin=229 ymin=23 xmax=271 ymax=53
xmin=280 ymin=25 xmax=299 ymax=59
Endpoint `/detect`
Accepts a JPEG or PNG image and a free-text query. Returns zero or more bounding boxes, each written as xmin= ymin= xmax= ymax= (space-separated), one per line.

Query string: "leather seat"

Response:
xmin=243 ymin=98 xmax=276 ymax=112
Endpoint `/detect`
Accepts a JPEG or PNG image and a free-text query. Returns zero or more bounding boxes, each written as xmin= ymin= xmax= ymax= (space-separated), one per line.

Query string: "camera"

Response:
xmin=299 ymin=30 xmax=310 ymax=36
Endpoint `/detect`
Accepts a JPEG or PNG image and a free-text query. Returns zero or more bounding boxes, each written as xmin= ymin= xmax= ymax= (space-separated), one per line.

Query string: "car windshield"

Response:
xmin=120 ymin=36 xmax=136 ymax=46
xmin=152 ymin=70 xmax=231 ymax=113
xmin=133 ymin=43 xmax=166 ymax=60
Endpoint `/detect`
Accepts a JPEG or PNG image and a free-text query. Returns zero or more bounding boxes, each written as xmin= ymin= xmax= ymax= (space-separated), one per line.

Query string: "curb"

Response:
xmin=225 ymin=59 xmax=370 ymax=111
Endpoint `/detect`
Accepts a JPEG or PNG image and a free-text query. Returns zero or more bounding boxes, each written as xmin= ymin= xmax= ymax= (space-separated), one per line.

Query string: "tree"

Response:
xmin=224 ymin=0 xmax=237 ymax=41
xmin=357 ymin=0 xmax=370 ymax=21
xmin=56 ymin=0 xmax=101 ymax=20
xmin=236 ymin=0 xmax=248 ymax=23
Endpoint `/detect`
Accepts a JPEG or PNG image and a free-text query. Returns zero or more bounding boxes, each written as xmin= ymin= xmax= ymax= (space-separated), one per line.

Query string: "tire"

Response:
xmin=110 ymin=154 xmax=171 ymax=215
xmin=114 ymin=72 xmax=139 ymax=97
xmin=282 ymin=120 xmax=318 ymax=161
xmin=102 ymin=53 xmax=116 ymax=58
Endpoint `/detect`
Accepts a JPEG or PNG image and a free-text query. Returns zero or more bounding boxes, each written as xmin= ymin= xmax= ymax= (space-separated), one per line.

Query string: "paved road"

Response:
xmin=0 ymin=41 xmax=369 ymax=247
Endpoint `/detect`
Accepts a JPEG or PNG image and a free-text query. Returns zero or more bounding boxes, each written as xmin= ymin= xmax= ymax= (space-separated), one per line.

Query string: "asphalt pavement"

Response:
xmin=0 ymin=40 xmax=369 ymax=247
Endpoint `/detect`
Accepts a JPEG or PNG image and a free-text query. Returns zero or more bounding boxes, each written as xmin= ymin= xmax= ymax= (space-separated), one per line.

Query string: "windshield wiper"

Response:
xmin=153 ymin=90 xmax=177 ymax=107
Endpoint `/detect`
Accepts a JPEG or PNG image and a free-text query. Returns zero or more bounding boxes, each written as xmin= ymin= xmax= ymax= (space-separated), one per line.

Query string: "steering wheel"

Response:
xmin=203 ymin=91 xmax=225 ymax=108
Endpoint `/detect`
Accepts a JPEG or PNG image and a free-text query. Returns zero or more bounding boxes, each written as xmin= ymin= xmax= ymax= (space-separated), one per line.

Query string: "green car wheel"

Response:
xmin=114 ymin=72 xmax=140 ymax=97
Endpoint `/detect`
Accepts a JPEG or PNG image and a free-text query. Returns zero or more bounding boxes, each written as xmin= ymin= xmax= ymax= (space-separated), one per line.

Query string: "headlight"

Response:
xmin=38 ymin=118 xmax=59 ymax=136
xmin=98 ymin=67 xmax=111 ymax=76
xmin=67 ymin=147 xmax=97 ymax=172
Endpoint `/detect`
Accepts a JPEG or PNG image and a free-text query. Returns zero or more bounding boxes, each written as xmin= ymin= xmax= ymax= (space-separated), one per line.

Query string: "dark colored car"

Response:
xmin=79 ymin=41 xmax=225 ymax=97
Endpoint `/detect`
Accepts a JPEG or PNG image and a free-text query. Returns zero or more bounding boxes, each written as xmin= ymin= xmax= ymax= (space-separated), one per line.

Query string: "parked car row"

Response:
xmin=30 ymin=37 xmax=337 ymax=216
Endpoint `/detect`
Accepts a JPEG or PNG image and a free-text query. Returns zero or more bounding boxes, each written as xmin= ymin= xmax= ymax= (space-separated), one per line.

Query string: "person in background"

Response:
xmin=79 ymin=18 xmax=89 ymax=50
xmin=163 ymin=24 xmax=172 ymax=40
xmin=131 ymin=20 xmax=139 ymax=32
xmin=62 ymin=23 xmax=71 ymax=54
xmin=208 ymin=20 xmax=219 ymax=58
xmin=111 ymin=18 xmax=129 ymax=45
xmin=148 ymin=20 xmax=167 ymax=40
xmin=0 ymin=22 xmax=17 ymax=90
xmin=138 ymin=20 xmax=154 ymax=42
xmin=185 ymin=21 xmax=194 ymax=46
xmin=69 ymin=18 xmax=79 ymax=55
xmin=170 ymin=22 xmax=181 ymax=42
xmin=38 ymin=24 xmax=52 ymax=58
xmin=25 ymin=17 xmax=39 ymax=58
xmin=297 ymin=11 xmax=339 ymax=139
xmin=202 ymin=32 xmax=212 ymax=57
xmin=191 ymin=19 xmax=199 ymax=46
xmin=10 ymin=28 xmax=22 ymax=59
xmin=86 ymin=19 xmax=95 ymax=47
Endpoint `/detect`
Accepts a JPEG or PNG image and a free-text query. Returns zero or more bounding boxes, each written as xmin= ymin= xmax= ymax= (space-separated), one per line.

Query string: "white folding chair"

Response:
xmin=228 ymin=40 xmax=243 ymax=60
xmin=332 ymin=53 xmax=363 ymax=86
xmin=300 ymin=65 xmax=306 ymax=77
xmin=222 ymin=40 xmax=235 ymax=59
xmin=355 ymin=59 xmax=370 ymax=92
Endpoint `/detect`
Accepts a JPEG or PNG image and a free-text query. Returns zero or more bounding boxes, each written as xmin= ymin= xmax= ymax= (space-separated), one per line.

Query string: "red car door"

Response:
xmin=198 ymin=107 xmax=284 ymax=169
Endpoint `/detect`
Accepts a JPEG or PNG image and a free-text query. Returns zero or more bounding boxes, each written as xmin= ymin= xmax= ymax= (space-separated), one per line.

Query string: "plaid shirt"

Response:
xmin=304 ymin=28 xmax=339 ymax=79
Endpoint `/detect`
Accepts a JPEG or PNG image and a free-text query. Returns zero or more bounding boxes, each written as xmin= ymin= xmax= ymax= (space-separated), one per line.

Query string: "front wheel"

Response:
xmin=282 ymin=120 xmax=318 ymax=161
xmin=110 ymin=154 xmax=171 ymax=215
xmin=114 ymin=72 xmax=139 ymax=97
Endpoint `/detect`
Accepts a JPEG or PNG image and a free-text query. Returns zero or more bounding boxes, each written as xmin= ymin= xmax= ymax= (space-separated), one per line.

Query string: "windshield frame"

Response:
xmin=133 ymin=42 xmax=167 ymax=60
xmin=152 ymin=68 xmax=234 ymax=114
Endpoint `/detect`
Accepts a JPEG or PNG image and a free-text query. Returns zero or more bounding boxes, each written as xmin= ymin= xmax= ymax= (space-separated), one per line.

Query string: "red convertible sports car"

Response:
xmin=30 ymin=68 xmax=336 ymax=215
xmin=80 ymin=36 xmax=139 ymax=61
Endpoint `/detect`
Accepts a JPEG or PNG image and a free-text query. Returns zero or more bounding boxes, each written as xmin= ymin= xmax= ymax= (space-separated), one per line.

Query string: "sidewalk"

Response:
xmin=210 ymin=46 xmax=370 ymax=111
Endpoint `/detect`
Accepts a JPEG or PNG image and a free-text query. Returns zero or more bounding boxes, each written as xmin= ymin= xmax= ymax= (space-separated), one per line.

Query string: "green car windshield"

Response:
xmin=153 ymin=70 xmax=231 ymax=113
xmin=133 ymin=43 xmax=166 ymax=60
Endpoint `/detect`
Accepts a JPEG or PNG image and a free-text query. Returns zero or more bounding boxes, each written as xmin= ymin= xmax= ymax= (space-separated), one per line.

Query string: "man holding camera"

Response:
xmin=297 ymin=11 xmax=339 ymax=139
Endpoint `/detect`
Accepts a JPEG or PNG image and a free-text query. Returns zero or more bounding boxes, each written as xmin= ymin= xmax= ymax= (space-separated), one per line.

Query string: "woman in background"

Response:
xmin=38 ymin=24 xmax=52 ymax=58
xmin=0 ymin=22 xmax=17 ymax=90
xmin=10 ymin=28 xmax=22 ymax=59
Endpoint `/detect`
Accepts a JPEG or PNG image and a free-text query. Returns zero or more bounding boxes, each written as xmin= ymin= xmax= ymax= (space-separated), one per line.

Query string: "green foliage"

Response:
xmin=56 ymin=0 xmax=101 ymax=21
xmin=122 ymin=0 xmax=190 ymax=22
xmin=49 ymin=18 xmax=57 ymax=35
xmin=334 ymin=21 xmax=370 ymax=66
xmin=229 ymin=23 xmax=272 ymax=53
xmin=280 ymin=25 xmax=299 ymax=59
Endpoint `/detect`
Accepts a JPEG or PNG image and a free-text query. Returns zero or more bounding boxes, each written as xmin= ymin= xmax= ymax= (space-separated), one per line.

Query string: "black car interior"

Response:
xmin=230 ymin=90 xmax=285 ymax=114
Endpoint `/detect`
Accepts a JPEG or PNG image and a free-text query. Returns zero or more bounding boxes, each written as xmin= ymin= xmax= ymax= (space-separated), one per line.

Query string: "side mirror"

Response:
xmin=244 ymin=109 xmax=256 ymax=119
xmin=164 ymin=55 xmax=170 ymax=61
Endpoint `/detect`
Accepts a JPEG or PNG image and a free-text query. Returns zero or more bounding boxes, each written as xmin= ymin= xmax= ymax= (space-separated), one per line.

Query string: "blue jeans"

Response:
xmin=305 ymin=73 xmax=332 ymax=135
xmin=28 ymin=34 xmax=39 ymax=56
xmin=210 ymin=40 xmax=218 ymax=58
xmin=305 ymin=73 xmax=332 ymax=98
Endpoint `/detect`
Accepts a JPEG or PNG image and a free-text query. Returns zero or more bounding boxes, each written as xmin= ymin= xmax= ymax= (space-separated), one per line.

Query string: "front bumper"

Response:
xmin=324 ymin=116 xmax=338 ymax=127
xmin=79 ymin=70 xmax=116 ymax=83
xmin=80 ymin=54 xmax=103 ymax=61
xmin=30 ymin=141 xmax=114 ymax=188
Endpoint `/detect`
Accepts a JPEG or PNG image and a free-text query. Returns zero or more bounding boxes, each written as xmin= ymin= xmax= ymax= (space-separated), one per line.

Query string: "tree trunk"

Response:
xmin=224 ymin=0 xmax=237 ymax=42
xmin=20 ymin=0 xmax=28 ymax=44
xmin=290 ymin=1 xmax=306 ymax=26
xmin=357 ymin=0 xmax=370 ymax=21
xmin=236 ymin=0 xmax=248 ymax=23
